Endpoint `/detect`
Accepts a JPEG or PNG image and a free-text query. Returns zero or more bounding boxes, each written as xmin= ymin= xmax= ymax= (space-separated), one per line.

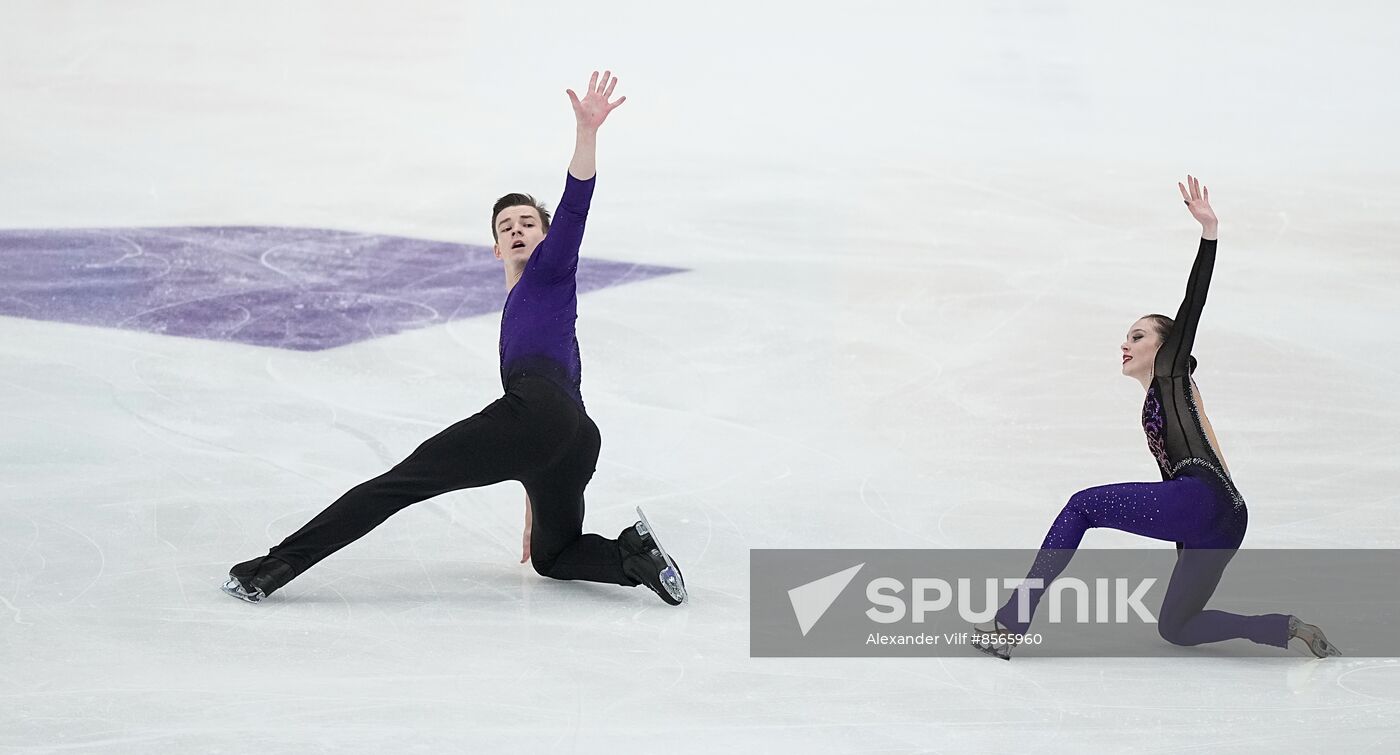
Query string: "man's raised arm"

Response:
xmin=566 ymin=70 xmax=626 ymax=180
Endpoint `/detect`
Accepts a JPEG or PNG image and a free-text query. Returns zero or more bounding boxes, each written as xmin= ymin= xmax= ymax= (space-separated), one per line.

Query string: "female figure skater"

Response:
xmin=222 ymin=71 xmax=686 ymax=606
xmin=973 ymin=176 xmax=1336 ymax=659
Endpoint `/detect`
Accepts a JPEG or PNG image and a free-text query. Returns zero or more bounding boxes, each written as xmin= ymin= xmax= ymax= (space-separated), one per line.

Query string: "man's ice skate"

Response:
xmin=971 ymin=618 xmax=1019 ymax=661
xmin=221 ymin=556 xmax=294 ymax=604
xmin=1289 ymin=615 xmax=1342 ymax=658
xmin=619 ymin=506 xmax=687 ymax=605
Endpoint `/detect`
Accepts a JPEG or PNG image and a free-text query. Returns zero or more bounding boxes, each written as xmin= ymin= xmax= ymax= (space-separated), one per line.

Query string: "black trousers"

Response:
xmin=262 ymin=375 xmax=630 ymax=587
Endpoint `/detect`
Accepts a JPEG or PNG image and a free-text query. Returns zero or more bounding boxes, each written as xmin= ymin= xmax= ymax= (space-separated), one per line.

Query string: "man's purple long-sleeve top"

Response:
xmin=498 ymin=173 xmax=594 ymax=407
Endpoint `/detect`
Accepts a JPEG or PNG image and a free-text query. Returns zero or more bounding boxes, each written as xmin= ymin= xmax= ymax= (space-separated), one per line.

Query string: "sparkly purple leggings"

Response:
xmin=996 ymin=470 xmax=1290 ymax=648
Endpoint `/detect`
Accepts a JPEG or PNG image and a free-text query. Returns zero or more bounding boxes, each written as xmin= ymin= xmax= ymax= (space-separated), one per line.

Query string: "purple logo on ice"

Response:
xmin=0 ymin=226 xmax=686 ymax=350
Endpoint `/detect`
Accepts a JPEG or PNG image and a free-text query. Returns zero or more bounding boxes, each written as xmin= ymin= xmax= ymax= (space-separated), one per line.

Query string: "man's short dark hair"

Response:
xmin=491 ymin=193 xmax=552 ymax=241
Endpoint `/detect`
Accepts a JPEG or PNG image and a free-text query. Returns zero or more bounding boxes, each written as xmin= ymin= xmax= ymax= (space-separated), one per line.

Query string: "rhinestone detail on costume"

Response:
xmin=1142 ymin=383 xmax=1171 ymax=478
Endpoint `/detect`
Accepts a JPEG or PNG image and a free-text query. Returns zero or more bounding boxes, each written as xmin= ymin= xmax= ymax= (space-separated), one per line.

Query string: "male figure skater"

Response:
xmin=223 ymin=71 xmax=686 ymax=607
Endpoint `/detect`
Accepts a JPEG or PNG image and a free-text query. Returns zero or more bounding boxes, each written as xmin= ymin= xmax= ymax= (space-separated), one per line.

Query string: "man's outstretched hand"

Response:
xmin=567 ymin=70 xmax=625 ymax=134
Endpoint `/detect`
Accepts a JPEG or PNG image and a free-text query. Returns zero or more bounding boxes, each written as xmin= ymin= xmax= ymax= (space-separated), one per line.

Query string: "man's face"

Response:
xmin=493 ymin=205 xmax=546 ymax=265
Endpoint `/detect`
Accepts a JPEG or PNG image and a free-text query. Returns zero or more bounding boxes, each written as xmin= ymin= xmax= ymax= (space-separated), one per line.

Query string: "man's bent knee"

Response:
xmin=530 ymin=551 xmax=563 ymax=579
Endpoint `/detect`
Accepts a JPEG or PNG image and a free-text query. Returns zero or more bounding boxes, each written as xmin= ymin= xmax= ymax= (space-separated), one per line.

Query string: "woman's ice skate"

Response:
xmin=971 ymin=618 xmax=1020 ymax=661
xmin=1288 ymin=616 xmax=1341 ymax=658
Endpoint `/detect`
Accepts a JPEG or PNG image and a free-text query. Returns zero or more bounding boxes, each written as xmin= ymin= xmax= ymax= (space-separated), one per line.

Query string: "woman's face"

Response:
xmin=1121 ymin=317 xmax=1162 ymax=381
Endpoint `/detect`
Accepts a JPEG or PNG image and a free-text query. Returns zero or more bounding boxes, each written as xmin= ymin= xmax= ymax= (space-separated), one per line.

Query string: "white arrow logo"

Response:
xmin=788 ymin=563 xmax=865 ymax=637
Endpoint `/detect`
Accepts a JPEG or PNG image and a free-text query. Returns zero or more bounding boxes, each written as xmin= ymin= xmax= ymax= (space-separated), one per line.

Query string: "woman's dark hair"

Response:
xmin=1143 ymin=313 xmax=1174 ymax=342
xmin=491 ymin=193 xmax=552 ymax=241
xmin=1140 ymin=313 xmax=1197 ymax=374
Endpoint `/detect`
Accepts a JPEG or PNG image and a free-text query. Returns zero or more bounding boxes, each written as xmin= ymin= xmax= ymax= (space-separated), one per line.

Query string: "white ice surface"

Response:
xmin=3 ymin=1 xmax=1400 ymax=752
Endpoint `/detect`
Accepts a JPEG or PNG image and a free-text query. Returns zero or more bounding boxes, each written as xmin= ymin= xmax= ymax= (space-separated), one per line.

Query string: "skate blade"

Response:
xmin=635 ymin=507 xmax=666 ymax=550
xmin=637 ymin=507 xmax=688 ymax=604
xmin=1309 ymin=636 xmax=1343 ymax=658
xmin=970 ymin=620 xmax=1015 ymax=660
xmin=972 ymin=642 xmax=1012 ymax=661
xmin=221 ymin=578 xmax=265 ymax=604
xmin=1295 ymin=622 xmax=1343 ymax=658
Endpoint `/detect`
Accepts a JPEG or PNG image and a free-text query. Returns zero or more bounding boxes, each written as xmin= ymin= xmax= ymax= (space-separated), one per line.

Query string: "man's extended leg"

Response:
xmin=230 ymin=391 xmax=552 ymax=598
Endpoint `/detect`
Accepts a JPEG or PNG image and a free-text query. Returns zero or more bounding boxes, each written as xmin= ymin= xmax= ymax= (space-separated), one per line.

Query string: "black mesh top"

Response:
xmin=1140 ymin=238 xmax=1242 ymax=505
